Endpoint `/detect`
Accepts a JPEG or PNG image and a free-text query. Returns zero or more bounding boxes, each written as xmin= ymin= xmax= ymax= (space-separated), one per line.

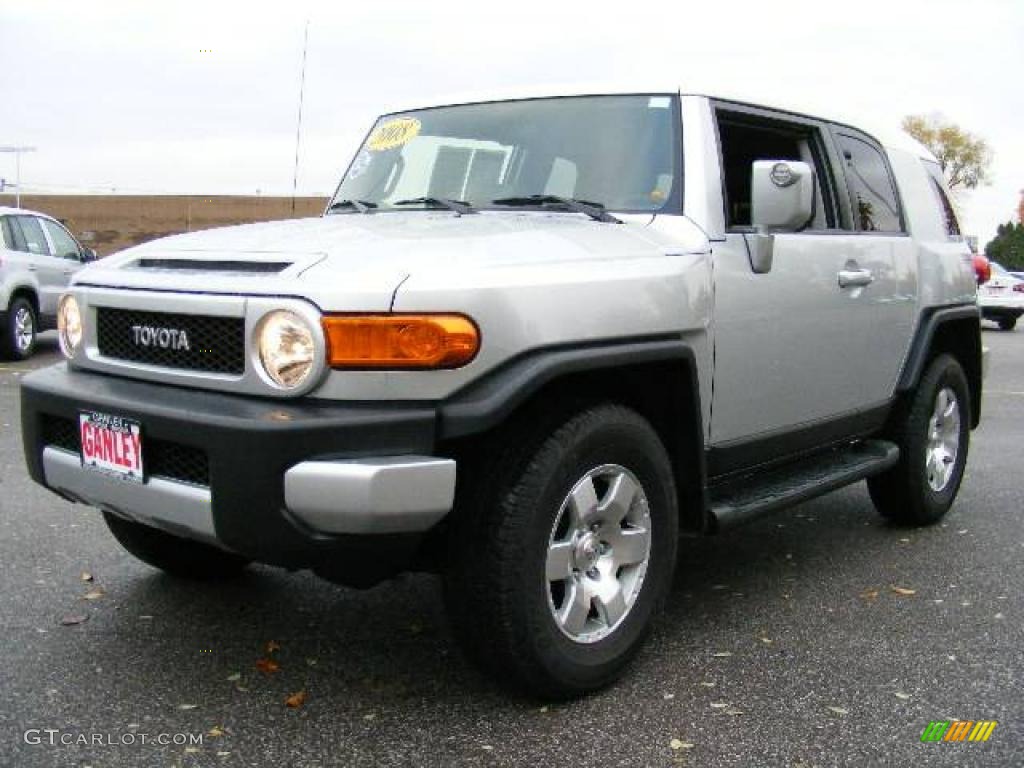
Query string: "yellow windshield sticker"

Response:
xmin=367 ymin=117 xmax=421 ymax=151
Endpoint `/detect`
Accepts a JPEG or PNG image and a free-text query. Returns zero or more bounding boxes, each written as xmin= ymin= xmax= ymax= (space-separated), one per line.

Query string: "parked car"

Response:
xmin=20 ymin=89 xmax=983 ymax=698
xmin=978 ymin=260 xmax=1024 ymax=330
xmin=1009 ymin=270 xmax=1024 ymax=281
xmin=1 ymin=207 xmax=95 ymax=359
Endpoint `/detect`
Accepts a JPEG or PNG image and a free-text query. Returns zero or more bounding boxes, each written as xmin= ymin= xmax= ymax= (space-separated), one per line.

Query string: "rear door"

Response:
xmin=11 ymin=215 xmax=66 ymax=316
xmin=829 ymin=128 xmax=918 ymax=404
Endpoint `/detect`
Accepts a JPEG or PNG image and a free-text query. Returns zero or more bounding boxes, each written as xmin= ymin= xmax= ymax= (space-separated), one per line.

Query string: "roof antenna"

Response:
xmin=290 ymin=19 xmax=309 ymax=216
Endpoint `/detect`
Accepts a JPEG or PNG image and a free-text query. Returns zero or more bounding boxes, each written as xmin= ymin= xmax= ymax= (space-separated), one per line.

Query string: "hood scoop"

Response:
xmin=131 ymin=257 xmax=293 ymax=274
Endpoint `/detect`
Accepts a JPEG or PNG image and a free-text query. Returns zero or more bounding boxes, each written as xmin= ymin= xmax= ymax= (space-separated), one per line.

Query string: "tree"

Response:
xmin=902 ymin=114 xmax=992 ymax=190
xmin=985 ymin=221 xmax=1024 ymax=270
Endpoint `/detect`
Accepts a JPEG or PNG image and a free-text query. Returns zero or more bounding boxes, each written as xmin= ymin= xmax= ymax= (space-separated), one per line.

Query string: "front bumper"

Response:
xmin=21 ymin=365 xmax=454 ymax=568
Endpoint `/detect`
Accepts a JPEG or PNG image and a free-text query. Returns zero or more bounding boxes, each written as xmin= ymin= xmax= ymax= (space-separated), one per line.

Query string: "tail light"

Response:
xmin=1014 ymin=284 xmax=1024 ymax=294
xmin=973 ymin=254 xmax=991 ymax=285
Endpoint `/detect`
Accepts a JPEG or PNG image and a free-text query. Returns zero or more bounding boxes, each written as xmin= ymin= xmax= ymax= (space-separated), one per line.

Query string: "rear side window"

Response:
xmin=922 ymin=161 xmax=961 ymax=236
xmin=836 ymin=134 xmax=903 ymax=233
xmin=14 ymin=215 xmax=52 ymax=255
xmin=0 ymin=217 xmax=12 ymax=249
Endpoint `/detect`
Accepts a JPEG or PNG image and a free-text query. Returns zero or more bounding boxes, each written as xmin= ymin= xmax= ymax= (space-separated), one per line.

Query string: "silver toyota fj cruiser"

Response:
xmin=20 ymin=89 xmax=983 ymax=698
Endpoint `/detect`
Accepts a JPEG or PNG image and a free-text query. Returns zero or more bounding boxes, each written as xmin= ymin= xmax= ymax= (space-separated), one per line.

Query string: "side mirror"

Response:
xmin=744 ymin=160 xmax=816 ymax=274
xmin=81 ymin=247 xmax=97 ymax=263
xmin=751 ymin=160 xmax=815 ymax=231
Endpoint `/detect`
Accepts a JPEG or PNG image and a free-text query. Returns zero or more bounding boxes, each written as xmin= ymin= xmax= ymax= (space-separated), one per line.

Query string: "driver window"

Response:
xmin=41 ymin=219 xmax=82 ymax=260
xmin=717 ymin=112 xmax=831 ymax=230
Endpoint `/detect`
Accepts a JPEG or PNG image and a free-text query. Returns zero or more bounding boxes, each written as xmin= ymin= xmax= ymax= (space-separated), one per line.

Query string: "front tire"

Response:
xmin=867 ymin=354 xmax=970 ymax=525
xmin=103 ymin=512 xmax=250 ymax=579
xmin=1 ymin=297 xmax=37 ymax=360
xmin=998 ymin=316 xmax=1017 ymax=331
xmin=445 ymin=404 xmax=678 ymax=699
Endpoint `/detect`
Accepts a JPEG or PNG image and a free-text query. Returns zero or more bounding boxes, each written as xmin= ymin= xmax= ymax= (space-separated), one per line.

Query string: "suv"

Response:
xmin=977 ymin=260 xmax=1024 ymax=330
xmin=1 ymin=207 xmax=95 ymax=359
xmin=20 ymin=92 xmax=983 ymax=698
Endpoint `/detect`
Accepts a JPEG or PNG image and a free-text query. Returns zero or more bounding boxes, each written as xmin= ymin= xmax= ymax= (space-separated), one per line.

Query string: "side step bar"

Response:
xmin=709 ymin=439 xmax=899 ymax=531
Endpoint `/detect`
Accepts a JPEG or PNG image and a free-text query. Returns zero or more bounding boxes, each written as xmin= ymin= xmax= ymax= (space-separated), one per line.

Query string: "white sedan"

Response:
xmin=978 ymin=261 xmax=1024 ymax=330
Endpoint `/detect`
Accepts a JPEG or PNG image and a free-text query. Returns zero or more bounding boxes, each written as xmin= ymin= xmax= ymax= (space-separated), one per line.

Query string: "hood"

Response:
xmin=74 ymin=211 xmax=707 ymax=311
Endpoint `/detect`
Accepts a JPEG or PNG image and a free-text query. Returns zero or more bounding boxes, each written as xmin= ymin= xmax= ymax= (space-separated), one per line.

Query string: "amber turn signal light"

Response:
xmin=322 ymin=314 xmax=479 ymax=369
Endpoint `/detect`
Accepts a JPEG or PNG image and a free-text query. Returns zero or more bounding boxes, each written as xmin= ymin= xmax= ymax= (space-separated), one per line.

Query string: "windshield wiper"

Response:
xmin=393 ymin=197 xmax=476 ymax=216
xmin=490 ymin=195 xmax=620 ymax=223
xmin=326 ymin=199 xmax=377 ymax=214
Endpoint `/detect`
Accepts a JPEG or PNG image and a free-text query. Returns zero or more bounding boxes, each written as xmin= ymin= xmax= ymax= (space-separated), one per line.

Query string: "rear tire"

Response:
xmin=445 ymin=404 xmax=678 ymax=699
xmin=998 ymin=317 xmax=1017 ymax=331
xmin=1 ymin=297 xmax=37 ymax=361
xmin=867 ymin=354 xmax=970 ymax=525
xmin=103 ymin=512 xmax=250 ymax=580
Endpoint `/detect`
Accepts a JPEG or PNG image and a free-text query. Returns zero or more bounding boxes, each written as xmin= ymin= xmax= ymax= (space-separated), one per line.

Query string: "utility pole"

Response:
xmin=291 ymin=20 xmax=309 ymax=216
xmin=0 ymin=146 xmax=37 ymax=208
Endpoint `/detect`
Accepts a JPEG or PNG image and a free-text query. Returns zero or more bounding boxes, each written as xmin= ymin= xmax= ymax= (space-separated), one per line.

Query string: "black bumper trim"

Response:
xmin=21 ymin=364 xmax=438 ymax=566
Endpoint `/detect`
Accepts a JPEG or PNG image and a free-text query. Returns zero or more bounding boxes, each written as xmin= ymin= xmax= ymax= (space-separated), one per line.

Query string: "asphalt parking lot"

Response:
xmin=1 ymin=328 xmax=1021 ymax=768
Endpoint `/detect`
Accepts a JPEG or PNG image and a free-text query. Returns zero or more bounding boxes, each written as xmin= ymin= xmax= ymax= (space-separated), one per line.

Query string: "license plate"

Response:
xmin=79 ymin=411 xmax=144 ymax=483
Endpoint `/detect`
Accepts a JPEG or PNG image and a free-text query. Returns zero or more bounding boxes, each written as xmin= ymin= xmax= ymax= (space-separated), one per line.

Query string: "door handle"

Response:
xmin=838 ymin=269 xmax=874 ymax=288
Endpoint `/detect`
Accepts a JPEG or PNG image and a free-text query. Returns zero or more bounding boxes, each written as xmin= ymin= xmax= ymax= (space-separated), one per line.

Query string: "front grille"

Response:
xmin=96 ymin=307 xmax=245 ymax=374
xmin=41 ymin=414 xmax=210 ymax=487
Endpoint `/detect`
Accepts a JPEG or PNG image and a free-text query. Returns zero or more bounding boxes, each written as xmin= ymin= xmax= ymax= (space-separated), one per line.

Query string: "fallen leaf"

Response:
xmin=285 ymin=691 xmax=307 ymax=709
xmin=82 ymin=589 xmax=105 ymax=601
xmin=538 ymin=705 xmax=549 ymax=713
xmin=178 ymin=704 xmax=198 ymax=710
xmin=138 ymin=615 xmax=153 ymax=621
xmin=363 ymin=712 xmax=376 ymax=721
xmin=890 ymin=586 xmax=916 ymax=597
xmin=712 ymin=651 xmax=733 ymax=658
xmin=725 ymin=708 xmax=745 ymax=716
xmin=759 ymin=637 xmax=773 ymax=645
xmin=60 ymin=614 xmax=89 ymax=626
xmin=827 ymin=707 xmax=848 ymax=716
xmin=481 ymin=745 xmax=494 ymax=751
xmin=710 ymin=702 xmax=730 ymax=709
xmin=265 ymin=640 xmax=281 ymax=654
xmin=898 ymin=537 xmax=911 ymax=543
xmin=255 ymin=658 xmax=280 ymax=675
xmin=306 ymin=658 xmax=318 ymax=667
xmin=995 ymin=612 xmax=1005 ymax=620
xmin=185 ymin=746 xmax=200 ymax=754
xmin=80 ymin=572 xmax=94 ymax=582
xmin=699 ymin=681 xmax=716 ymax=688
xmin=226 ymin=672 xmax=241 ymax=682
xmin=894 ymin=692 xmax=911 ymax=700
xmin=217 ymin=752 xmax=231 ymax=758
xmin=208 ymin=726 xmax=225 ymax=737
xmin=662 ymin=693 xmax=675 ymax=700
xmin=860 ymin=588 xmax=880 ymax=600
xmin=670 ymin=738 xmax=695 ymax=750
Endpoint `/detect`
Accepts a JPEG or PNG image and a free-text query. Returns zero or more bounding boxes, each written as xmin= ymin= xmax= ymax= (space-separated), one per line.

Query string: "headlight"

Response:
xmin=256 ymin=310 xmax=316 ymax=389
xmin=57 ymin=294 xmax=83 ymax=358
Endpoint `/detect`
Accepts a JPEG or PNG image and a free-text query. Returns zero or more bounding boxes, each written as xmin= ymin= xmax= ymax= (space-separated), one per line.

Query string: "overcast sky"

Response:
xmin=1 ymin=0 xmax=1020 ymax=245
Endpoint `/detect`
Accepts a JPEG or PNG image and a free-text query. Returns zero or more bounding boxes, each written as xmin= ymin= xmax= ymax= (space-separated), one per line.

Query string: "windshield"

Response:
xmin=330 ymin=94 xmax=680 ymax=214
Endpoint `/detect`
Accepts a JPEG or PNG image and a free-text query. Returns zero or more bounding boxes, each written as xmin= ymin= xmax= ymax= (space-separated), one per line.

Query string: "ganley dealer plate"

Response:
xmin=79 ymin=411 xmax=144 ymax=483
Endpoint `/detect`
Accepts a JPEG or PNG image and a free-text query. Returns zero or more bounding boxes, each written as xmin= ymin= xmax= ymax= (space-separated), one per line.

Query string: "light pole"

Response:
xmin=0 ymin=146 xmax=37 ymax=208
